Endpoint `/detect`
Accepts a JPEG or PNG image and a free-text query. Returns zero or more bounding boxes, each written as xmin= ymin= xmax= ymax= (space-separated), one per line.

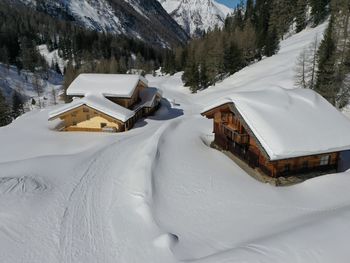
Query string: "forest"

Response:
xmin=1 ymin=0 xmax=350 ymax=126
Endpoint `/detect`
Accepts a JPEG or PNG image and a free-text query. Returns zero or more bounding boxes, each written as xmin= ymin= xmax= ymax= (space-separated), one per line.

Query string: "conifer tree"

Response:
xmin=295 ymin=0 xmax=308 ymax=33
xmin=264 ymin=27 xmax=280 ymax=57
xmin=224 ymin=42 xmax=244 ymax=74
xmin=11 ymin=91 xmax=24 ymax=119
xmin=315 ymin=17 xmax=337 ymax=105
xmin=310 ymin=0 xmax=330 ymax=26
xmin=0 ymin=89 xmax=11 ymax=126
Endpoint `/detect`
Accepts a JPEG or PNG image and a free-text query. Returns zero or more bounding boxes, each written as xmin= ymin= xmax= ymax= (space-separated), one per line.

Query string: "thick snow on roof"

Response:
xmin=137 ymin=88 xmax=161 ymax=109
xmin=67 ymin=74 xmax=148 ymax=98
xmin=49 ymin=94 xmax=134 ymax=122
xmin=203 ymin=87 xmax=350 ymax=160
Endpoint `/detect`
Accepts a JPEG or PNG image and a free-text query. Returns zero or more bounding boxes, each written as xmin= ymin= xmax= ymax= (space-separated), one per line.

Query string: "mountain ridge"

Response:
xmin=158 ymin=0 xmax=232 ymax=36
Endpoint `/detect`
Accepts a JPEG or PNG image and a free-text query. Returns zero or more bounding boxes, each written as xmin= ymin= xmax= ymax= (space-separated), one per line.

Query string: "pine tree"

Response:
xmin=310 ymin=0 xmax=330 ymax=26
xmin=315 ymin=17 xmax=337 ymax=105
xmin=11 ymin=91 xmax=24 ymax=119
xmin=0 ymin=89 xmax=11 ymax=126
xmin=224 ymin=42 xmax=244 ymax=74
xmin=264 ymin=27 xmax=280 ymax=57
xmin=199 ymin=62 xmax=209 ymax=89
xmin=295 ymin=0 xmax=307 ymax=33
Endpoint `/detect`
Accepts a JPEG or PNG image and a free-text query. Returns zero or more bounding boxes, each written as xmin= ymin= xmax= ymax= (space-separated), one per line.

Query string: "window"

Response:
xmin=320 ymin=155 xmax=330 ymax=166
xmin=284 ymin=164 xmax=290 ymax=172
xmin=83 ymin=107 xmax=89 ymax=113
xmin=87 ymin=114 xmax=90 ymax=120
xmin=71 ymin=112 xmax=77 ymax=117
xmin=72 ymin=121 xmax=77 ymax=126
xmin=100 ymin=123 xmax=107 ymax=128
xmin=302 ymin=161 xmax=309 ymax=169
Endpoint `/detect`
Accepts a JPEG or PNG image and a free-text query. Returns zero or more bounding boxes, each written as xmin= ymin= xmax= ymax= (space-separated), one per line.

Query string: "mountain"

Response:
xmin=158 ymin=0 xmax=233 ymax=36
xmin=12 ymin=0 xmax=189 ymax=47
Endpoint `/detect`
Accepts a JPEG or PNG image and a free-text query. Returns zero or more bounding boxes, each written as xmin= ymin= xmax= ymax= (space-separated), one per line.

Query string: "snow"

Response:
xmin=202 ymin=87 xmax=350 ymax=160
xmin=49 ymin=93 xmax=135 ymax=122
xmin=2 ymin=22 xmax=350 ymax=263
xmin=68 ymin=0 xmax=123 ymax=33
xmin=67 ymin=73 xmax=148 ymax=98
xmin=37 ymin=45 xmax=66 ymax=74
xmin=158 ymin=0 xmax=233 ymax=35
xmin=137 ymin=87 xmax=161 ymax=108
xmin=0 ymin=63 xmax=63 ymax=108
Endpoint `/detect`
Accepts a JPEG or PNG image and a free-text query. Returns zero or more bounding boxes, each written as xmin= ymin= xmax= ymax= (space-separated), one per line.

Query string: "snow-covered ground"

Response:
xmin=1 ymin=23 xmax=350 ymax=263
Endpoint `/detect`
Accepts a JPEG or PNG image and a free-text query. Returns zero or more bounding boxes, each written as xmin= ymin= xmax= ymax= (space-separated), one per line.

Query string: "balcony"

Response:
xmin=223 ymin=125 xmax=249 ymax=145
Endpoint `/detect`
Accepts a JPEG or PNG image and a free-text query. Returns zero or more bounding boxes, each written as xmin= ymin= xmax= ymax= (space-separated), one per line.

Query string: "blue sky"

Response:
xmin=217 ymin=0 xmax=242 ymax=8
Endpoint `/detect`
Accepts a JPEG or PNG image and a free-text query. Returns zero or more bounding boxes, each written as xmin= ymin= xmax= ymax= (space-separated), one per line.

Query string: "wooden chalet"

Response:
xmin=202 ymin=87 xmax=350 ymax=179
xmin=49 ymin=74 xmax=161 ymax=132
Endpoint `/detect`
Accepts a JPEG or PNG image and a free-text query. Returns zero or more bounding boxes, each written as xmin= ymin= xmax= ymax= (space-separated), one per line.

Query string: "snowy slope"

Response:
xmin=13 ymin=0 xmax=189 ymax=47
xmin=2 ymin=22 xmax=350 ymax=263
xmin=158 ymin=0 xmax=232 ymax=36
xmin=0 ymin=63 xmax=63 ymax=108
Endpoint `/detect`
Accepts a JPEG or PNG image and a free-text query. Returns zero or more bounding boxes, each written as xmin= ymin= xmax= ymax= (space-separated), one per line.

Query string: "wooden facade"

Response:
xmin=53 ymin=80 xmax=161 ymax=133
xmin=107 ymin=81 xmax=147 ymax=108
xmin=203 ymin=103 xmax=340 ymax=178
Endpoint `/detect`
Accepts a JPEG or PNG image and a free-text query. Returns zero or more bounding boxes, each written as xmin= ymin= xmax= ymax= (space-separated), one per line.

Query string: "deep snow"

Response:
xmin=1 ymin=22 xmax=350 ymax=263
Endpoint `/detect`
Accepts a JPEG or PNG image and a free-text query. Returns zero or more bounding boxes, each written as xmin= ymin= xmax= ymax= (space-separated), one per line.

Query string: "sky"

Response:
xmin=217 ymin=0 xmax=242 ymax=8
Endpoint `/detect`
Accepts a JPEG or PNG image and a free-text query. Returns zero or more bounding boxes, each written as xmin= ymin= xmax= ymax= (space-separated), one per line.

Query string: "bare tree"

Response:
xmin=294 ymin=49 xmax=308 ymax=88
xmin=294 ymin=36 xmax=319 ymax=90
xmin=32 ymin=73 xmax=44 ymax=108
xmin=307 ymin=36 xmax=319 ymax=90
xmin=51 ymin=87 xmax=57 ymax=105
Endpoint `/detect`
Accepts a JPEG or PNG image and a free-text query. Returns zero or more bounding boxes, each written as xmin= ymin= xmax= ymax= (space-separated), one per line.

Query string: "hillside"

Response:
xmin=12 ymin=0 xmax=189 ymax=47
xmin=158 ymin=0 xmax=232 ymax=36
xmin=1 ymin=22 xmax=350 ymax=263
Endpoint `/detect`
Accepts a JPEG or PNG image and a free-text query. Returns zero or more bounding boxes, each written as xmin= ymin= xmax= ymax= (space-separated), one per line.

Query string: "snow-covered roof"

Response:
xmin=202 ymin=87 xmax=350 ymax=160
xmin=67 ymin=74 xmax=148 ymax=98
xmin=49 ymin=94 xmax=135 ymax=123
xmin=137 ymin=88 xmax=162 ymax=109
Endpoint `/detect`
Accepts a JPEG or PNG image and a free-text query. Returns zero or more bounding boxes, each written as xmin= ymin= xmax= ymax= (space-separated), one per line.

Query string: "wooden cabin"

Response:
xmin=202 ymin=87 xmax=350 ymax=179
xmin=49 ymin=74 xmax=161 ymax=132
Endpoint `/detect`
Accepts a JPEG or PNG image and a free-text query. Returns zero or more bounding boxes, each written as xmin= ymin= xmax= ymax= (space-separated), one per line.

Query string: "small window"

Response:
xmin=284 ymin=164 xmax=290 ymax=172
xmin=100 ymin=123 xmax=107 ymax=128
xmin=302 ymin=161 xmax=309 ymax=169
xmin=72 ymin=121 xmax=77 ymax=126
xmin=87 ymin=114 xmax=90 ymax=120
xmin=83 ymin=107 xmax=89 ymax=113
xmin=71 ymin=112 xmax=77 ymax=117
xmin=320 ymin=155 xmax=330 ymax=166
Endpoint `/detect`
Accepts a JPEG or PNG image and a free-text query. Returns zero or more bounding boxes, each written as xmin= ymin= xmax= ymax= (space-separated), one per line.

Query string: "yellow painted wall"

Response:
xmin=60 ymin=105 xmax=124 ymax=132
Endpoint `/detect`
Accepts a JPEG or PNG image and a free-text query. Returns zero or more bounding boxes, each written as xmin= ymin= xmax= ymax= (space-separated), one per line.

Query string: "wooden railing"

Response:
xmin=223 ymin=125 xmax=249 ymax=145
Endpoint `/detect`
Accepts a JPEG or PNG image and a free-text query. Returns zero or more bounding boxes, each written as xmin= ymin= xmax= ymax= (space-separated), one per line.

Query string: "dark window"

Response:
xmin=83 ymin=107 xmax=89 ymax=113
xmin=72 ymin=121 xmax=77 ymax=126
xmin=302 ymin=161 xmax=309 ymax=169
xmin=87 ymin=115 xmax=90 ymax=120
xmin=284 ymin=164 xmax=290 ymax=172
xmin=100 ymin=123 xmax=107 ymax=128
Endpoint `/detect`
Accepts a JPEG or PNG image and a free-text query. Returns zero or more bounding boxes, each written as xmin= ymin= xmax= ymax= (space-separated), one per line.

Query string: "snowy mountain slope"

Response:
xmin=12 ymin=0 xmax=189 ymax=47
xmin=158 ymin=0 xmax=233 ymax=36
xmin=2 ymin=22 xmax=350 ymax=263
xmin=0 ymin=63 xmax=63 ymax=108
